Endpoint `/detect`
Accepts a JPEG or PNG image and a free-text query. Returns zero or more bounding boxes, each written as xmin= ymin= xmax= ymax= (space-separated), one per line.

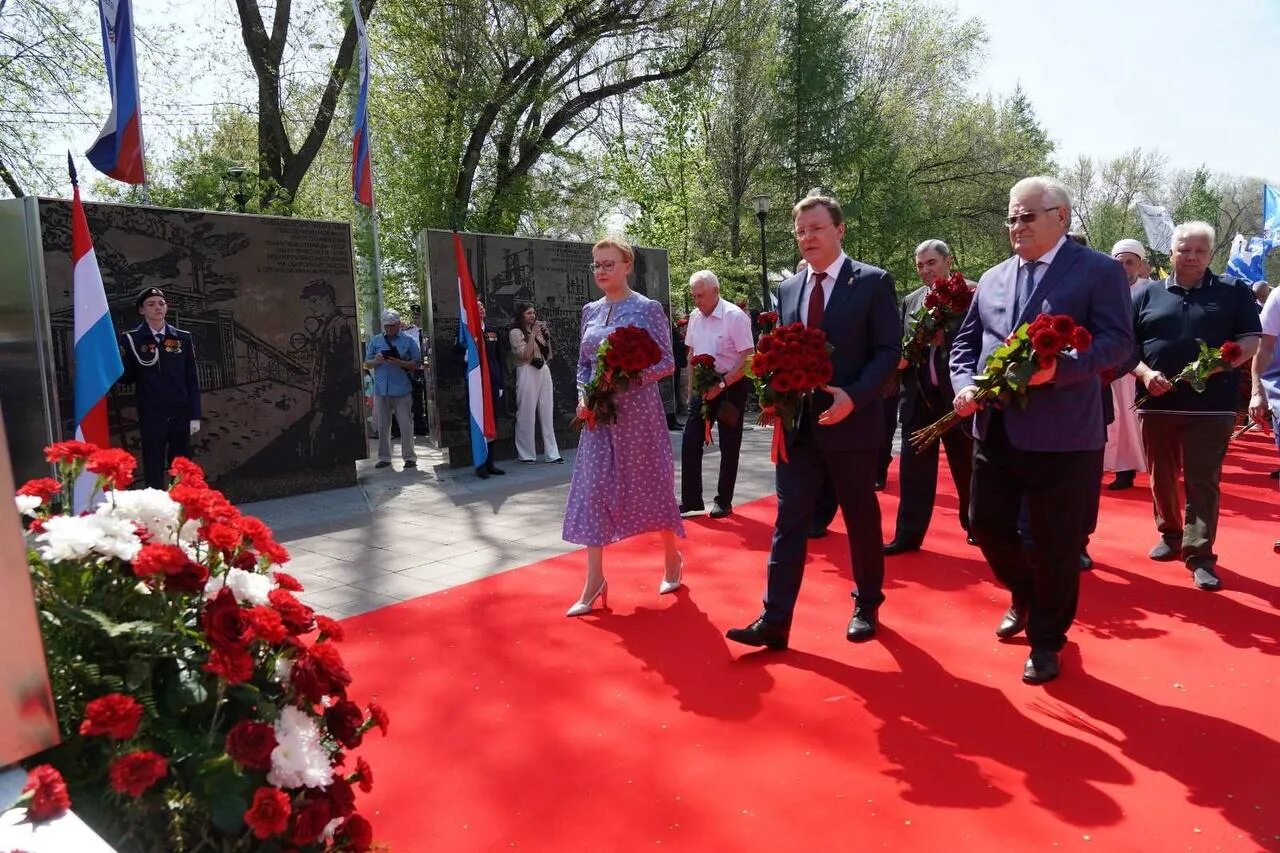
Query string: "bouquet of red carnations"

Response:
xmin=902 ymin=272 xmax=973 ymax=366
xmin=573 ymin=325 xmax=664 ymax=429
xmin=746 ymin=321 xmax=834 ymax=462
xmin=1133 ymin=339 xmax=1244 ymax=408
xmin=910 ymin=312 xmax=1092 ymax=449
xmin=689 ymin=353 xmax=721 ymax=445
xmin=11 ymin=443 xmax=386 ymax=851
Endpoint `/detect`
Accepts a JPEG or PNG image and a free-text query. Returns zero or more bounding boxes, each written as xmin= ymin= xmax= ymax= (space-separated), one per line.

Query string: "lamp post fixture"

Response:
xmin=751 ymin=194 xmax=771 ymax=311
xmin=223 ymin=166 xmax=248 ymax=213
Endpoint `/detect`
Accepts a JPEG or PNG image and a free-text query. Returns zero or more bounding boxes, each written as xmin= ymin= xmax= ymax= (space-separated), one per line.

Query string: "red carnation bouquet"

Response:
xmin=689 ymin=353 xmax=721 ymax=445
xmin=573 ymin=325 xmax=663 ymax=429
xmin=902 ymin=272 xmax=973 ymax=366
xmin=12 ymin=444 xmax=386 ymax=850
xmin=746 ymin=319 xmax=834 ymax=462
xmin=910 ymin=312 xmax=1092 ymax=449
xmin=1133 ymin=339 xmax=1244 ymax=408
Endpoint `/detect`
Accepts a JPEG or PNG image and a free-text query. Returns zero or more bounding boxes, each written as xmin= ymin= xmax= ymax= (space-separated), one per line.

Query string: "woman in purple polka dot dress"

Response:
xmin=563 ymin=237 xmax=686 ymax=616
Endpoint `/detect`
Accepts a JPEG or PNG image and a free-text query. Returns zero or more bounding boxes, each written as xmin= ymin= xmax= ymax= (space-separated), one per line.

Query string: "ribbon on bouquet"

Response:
xmin=761 ymin=405 xmax=788 ymax=464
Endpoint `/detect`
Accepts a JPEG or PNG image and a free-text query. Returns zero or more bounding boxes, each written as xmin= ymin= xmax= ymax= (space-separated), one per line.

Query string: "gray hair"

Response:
xmin=1171 ymin=220 xmax=1216 ymax=247
xmin=1010 ymin=176 xmax=1073 ymax=218
xmin=689 ymin=270 xmax=720 ymax=290
xmin=915 ymin=239 xmax=953 ymax=259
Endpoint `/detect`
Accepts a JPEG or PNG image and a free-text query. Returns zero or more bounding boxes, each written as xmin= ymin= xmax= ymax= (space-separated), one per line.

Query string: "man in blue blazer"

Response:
xmin=950 ymin=176 xmax=1133 ymax=684
xmin=726 ymin=195 xmax=901 ymax=650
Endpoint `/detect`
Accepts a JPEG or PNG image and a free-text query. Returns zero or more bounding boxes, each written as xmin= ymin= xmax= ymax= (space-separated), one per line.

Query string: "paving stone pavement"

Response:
xmin=237 ymin=422 xmax=840 ymax=618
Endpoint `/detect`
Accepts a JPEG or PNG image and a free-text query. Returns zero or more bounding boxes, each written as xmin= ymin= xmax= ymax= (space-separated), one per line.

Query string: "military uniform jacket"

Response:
xmin=120 ymin=323 xmax=202 ymax=419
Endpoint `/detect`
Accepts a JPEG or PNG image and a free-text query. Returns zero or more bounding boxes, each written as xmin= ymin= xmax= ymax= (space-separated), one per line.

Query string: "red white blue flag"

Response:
xmin=86 ymin=0 xmax=146 ymax=184
xmin=454 ymin=234 xmax=496 ymax=465
xmin=350 ymin=0 xmax=374 ymax=206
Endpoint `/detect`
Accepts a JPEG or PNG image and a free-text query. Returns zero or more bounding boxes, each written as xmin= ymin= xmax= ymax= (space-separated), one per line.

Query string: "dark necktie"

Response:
xmin=155 ymin=332 xmax=164 ymax=346
xmin=806 ymin=272 xmax=827 ymax=329
xmin=1014 ymin=260 xmax=1040 ymax=321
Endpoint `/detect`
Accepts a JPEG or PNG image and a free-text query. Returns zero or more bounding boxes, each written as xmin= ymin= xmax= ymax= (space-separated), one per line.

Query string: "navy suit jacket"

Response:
xmin=120 ymin=323 xmax=202 ymax=419
xmin=949 ymin=239 xmax=1133 ymax=452
xmin=777 ymin=256 xmax=901 ymax=452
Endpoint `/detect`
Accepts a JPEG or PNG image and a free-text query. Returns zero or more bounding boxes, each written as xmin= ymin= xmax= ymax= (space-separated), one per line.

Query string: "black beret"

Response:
xmin=300 ymin=280 xmax=336 ymax=299
xmin=135 ymin=287 xmax=165 ymax=310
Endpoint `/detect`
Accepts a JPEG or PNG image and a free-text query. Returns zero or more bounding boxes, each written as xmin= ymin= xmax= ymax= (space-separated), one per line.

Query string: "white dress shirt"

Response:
xmin=1018 ymin=235 xmax=1068 ymax=288
xmin=799 ymin=252 xmax=850 ymax=326
xmin=686 ymin=298 xmax=755 ymax=374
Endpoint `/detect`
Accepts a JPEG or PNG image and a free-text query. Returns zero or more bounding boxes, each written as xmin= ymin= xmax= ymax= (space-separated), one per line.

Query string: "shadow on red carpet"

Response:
xmin=339 ymin=433 xmax=1280 ymax=851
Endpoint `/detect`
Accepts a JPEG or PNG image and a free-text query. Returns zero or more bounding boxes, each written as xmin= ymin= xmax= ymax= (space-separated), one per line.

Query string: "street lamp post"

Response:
xmin=223 ymin=166 xmax=248 ymax=213
xmin=751 ymin=194 xmax=771 ymax=311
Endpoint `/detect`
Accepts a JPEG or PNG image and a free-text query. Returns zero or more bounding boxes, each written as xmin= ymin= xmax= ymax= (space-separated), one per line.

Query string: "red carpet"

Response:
xmin=341 ymin=433 xmax=1280 ymax=851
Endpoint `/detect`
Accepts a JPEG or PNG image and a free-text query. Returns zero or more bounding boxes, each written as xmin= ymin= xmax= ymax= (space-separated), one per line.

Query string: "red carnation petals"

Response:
xmin=244 ymin=787 xmax=291 ymax=840
xmin=22 ymin=765 xmax=70 ymax=822
xmin=226 ymin=719 xmax=277 ymax=771
xmin=79 ymin=693 xmax=143 ymax=740
xmin=108 ymin=750 xmax=168 ymax=798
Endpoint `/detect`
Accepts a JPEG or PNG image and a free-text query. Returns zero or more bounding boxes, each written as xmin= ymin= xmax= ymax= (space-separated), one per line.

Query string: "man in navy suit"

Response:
xmin=950 ymin=176 xmax=1133 ymax=684
xmin=726 ymin=195 xmax=901 ymax=650
xmin=119 ymin=286 xmax=202 ymax=489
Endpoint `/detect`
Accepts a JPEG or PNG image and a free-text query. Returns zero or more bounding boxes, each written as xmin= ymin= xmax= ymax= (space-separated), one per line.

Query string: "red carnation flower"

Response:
xmin=244 ymin=787 xmax=291 ymax=840
xmin=288 ymin=799 xmax=332 ymax=845
xmin=269 ymin=589 xmax=315 ymax=635
xmin=203 ymin=588 xmax=251 ymax=649
xmin=246 ymin=606 xmax=288 ymax=644
xmin=108 ymin=750 xmax=168 ymax=797
xmin=204 ymin=646 xmax=255 ymax=684
xmin=226 ymin=719 xmax=277 ymax=771
xmin=16 ymin=478 xmax=61 ymax=502
xmin=132 ymin=543 xmax=190 ymax=579
xmin=273 ymin=570 xmax=304 ymax=592
xmin=291 ymin=641 xmax=351 ymax=703
xmin=86 ymin=448 xmax=137 ymax=490
xmin=325 ymin=700 xmax=365 ymax=749
xmin=367 ymin=701 xmax=390 ymax=735
xmin=343 ymin=813 xmax=374 ymax=851
xmin=315 ymin=615 xmax=345 ymax=641
xmin=1031 ymin=330 xmax=1062 ymax=356
xmin=1051 ymin=315 xmax=1076 ymax=337
xmin=203 ymin=521 xmax=243 ymax=553
xmin=168 ymin=456 xmax=207 ymax=486
xmin=1070 ymin=326 xmax=1093 ymax=351
xmin=169 ymin=483 xmax=216 ymax=521
xmin=44 ymin=440 xmax=96 ymax=464
xmin=233 ymin=550 xmax=260 ymax=571
xmin=354 ymin=756 xmax=374 ymax=793
xmin=771 ymin=373 xmax=794 ymax=393
xmin=22 ymin=765 xmax=70 ymax=822
xmin=261 ymin=541 xmax=291 ymax=566
xmin=79 ymin=693 xmax=143 ymax=740
xmin=326 ymin=777 xmax=356 ymax=817
xmin=164 ymin=557 xmax=210 ymax=595
xmin=1220 ymin=340 xmax=1243 ymax=363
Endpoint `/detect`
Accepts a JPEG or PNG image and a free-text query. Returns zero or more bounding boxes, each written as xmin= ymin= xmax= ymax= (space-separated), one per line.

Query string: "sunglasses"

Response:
xmin=1005 ymin=206 xmax=1061 ymax=227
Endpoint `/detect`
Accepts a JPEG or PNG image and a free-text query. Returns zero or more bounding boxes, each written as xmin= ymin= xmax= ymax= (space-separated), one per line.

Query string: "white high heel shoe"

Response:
xmin=659 ymin=553 xmax=685 ymax=595
xmin=566 ymin=579 xmax=608 ymax=617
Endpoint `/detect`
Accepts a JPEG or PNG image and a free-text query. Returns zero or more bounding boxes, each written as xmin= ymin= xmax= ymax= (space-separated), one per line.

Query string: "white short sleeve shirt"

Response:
xmin=686 ymin=298 xmax=755 ymax=373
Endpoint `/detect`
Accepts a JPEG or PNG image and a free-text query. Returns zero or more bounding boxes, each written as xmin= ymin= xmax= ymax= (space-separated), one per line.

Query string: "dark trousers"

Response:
xmin=140 ymin=412 xmax=191 ymax=490
xmin=763 ymin=424 xmax=884 ymax=626
xmin=877 ymin=393 xmax=899 ymax=482
xmin=895 ymin=391 xmax=972 ymax=544
xmin=1139 ymin=412 xmax=1235 ymax=566
xmin=409 ymin=372 xmax=427 ymax=434
xmin=970 ymin=413 xmax=1099 ymax=652
xmin=681 ymin=379 xmax=748 ymax=508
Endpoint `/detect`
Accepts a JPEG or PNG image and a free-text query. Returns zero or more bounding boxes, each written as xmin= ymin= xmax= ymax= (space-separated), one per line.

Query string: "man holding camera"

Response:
xmin=365 ymin=308 xmax=422 ymax=470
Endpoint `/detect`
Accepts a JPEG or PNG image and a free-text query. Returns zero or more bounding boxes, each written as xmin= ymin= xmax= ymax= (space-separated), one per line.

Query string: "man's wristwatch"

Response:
xmin=717 ymin=379 xmax=727 ymax=390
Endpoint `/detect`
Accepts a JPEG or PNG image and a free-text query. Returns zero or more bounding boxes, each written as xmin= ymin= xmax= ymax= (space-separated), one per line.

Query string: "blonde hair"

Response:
xmin=593 ymin=236 xmax=634 ymax=264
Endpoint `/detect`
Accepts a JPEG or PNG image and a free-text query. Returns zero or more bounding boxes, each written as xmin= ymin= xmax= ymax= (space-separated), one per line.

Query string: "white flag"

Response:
xmin=1134 ymin=202 xmax=1175 ymax=254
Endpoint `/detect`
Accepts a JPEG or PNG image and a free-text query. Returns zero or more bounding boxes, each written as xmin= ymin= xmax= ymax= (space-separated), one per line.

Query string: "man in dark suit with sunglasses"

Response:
xmin=950 ymin=176 xmax=1133 ymax=685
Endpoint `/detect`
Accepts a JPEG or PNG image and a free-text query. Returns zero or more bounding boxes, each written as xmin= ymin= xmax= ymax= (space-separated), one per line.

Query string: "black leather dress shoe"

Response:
xmin=487 ymin=465 xmax=506 ymax=475
xmin=1022 ymin=650 xmax=1060 ymax=684
xmin=883 ymin=539 xmax=921 ymax=556
xmin=678 ymin=502 xmax=705 ymax=517
xmin=846 ymin=607 xmax=878 ymax=642
xmin=726 ymin=618 xmax=789 ymax=650
xmin=874 ymin=479 xmax=886 ymax=491
xmin=709 ymin=501 xmax=732 ymax=519
xmin=966 ymin=533 xmax=978 ymax=546
xmin=1079 ymin=551 xmax=1093 ymax=571
xmin=995 ymin=606 xmax=1028 ymax=640
xmin=1106 ymin=470 xmax=1135 ymax=490
xmin=475 ymin=467 xmax=490 ymax=479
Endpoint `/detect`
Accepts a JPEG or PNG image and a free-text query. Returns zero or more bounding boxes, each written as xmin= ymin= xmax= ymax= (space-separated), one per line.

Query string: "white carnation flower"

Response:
xmin=15 ymin=495 xmax=41 ymax=517
xmin=36 ymin=515 xmax=142 ymax=563
xmin=267 ymin=706 xmax=334 ymax=789
xmin=98 ymin=489 xmax=182 ymax=542
xmin=203 ymin=567 xmax=276 ymax=606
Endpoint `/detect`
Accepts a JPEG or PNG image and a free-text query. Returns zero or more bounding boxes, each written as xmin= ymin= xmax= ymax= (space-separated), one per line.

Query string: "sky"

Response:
xmin=946 ymin=0 xmax=1280 ymax=182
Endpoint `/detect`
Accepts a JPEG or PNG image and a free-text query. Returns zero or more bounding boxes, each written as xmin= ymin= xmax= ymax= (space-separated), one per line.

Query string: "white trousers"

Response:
xmin=515 ymin=363 xmax=561 ymax=461
xmin=1104 ymin=379 xmax=1146 ymax=472
xmin=375 ymin=394 xmax=416 ymax=462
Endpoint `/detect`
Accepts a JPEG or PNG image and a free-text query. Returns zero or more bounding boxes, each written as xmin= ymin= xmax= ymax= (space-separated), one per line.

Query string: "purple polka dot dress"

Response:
xmin=562 ymin=292 xmax=685 ymax=546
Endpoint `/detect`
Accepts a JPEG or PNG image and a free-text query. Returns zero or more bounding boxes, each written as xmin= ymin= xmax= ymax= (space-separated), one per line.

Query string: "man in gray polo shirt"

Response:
xmin=1129 ymin=221 xmax=1261 ymax=590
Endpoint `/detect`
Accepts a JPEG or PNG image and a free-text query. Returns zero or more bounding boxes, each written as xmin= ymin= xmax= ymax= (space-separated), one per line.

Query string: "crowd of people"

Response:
xmin=556 ymin=176 xmax=1274 ymax=687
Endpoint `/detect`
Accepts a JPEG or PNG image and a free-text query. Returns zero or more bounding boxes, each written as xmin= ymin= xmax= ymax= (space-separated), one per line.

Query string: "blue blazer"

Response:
xmin=777 ymin=256 xmax=901 ymax=452
xmin=948 ymin=239 xmax=1133 ymax=452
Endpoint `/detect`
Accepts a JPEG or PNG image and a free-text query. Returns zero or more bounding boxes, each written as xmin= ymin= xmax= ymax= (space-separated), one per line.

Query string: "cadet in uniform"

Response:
xmin=119 ymin=287 xmax=202 ymax=489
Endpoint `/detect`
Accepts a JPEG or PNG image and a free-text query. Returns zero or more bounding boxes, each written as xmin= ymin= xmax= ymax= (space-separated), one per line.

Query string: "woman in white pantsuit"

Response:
xmin=509 ymin=303 xmax=563 ymax=463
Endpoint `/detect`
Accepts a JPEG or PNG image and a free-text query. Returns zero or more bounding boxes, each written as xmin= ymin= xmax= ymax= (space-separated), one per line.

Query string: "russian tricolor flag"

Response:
xmin=454 ymin=233 xmax=496 ymax=466
xmin=68 ymin=155 xmax=124 ymax=505
xmin=350 ymin=0 xmax=373 ymax=206
xmin=86 ymin=0 xmax=146 ymax=185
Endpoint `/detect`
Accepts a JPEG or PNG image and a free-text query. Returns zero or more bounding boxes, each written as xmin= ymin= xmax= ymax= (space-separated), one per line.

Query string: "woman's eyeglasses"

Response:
xmin=1005 ymin=206 xmax=1061 ymax=227
xmin=589 ymin=261 xmax=617 ymax=272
